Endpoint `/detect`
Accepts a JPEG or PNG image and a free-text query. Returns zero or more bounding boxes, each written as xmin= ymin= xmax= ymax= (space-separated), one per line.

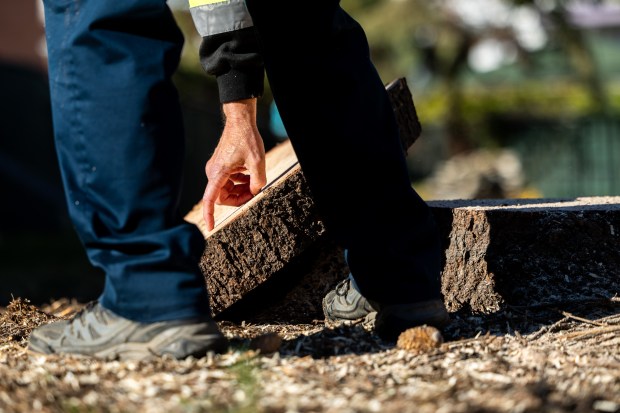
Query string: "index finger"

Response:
xmin=202 ymin=173 xmax=228 ymax=232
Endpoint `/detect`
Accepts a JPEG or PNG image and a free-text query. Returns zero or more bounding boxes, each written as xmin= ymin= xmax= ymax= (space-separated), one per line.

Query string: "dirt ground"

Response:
xmin=1 ymin=296 xmax=619 ymax=413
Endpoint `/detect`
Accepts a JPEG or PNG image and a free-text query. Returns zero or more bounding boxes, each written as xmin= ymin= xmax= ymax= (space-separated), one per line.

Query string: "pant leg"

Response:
xmin=245 ymin=0 xmax=443 ymax=304
xmin=43 ymin=0 xmax=211 ymax=321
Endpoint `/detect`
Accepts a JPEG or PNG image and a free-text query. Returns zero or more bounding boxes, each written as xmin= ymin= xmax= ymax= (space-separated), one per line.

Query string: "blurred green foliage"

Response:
xmin=416 ymin=80 xmax=620 ymax=149
xmin=347 ymin=0 xmax=619 ymax=154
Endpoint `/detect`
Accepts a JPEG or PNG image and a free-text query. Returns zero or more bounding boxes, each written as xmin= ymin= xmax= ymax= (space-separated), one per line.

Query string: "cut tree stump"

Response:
xmin=184 ymin=78 xmax=421 ymax=317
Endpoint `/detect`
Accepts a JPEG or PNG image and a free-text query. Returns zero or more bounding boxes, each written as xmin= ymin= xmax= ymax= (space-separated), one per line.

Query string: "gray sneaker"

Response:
xmin=28 ymin=302 xmax=229 ymax=360
xmin=322 ymin=276 xmax=379 ymax=322
xmin=322 ymin=276 xmax=450 ymax=341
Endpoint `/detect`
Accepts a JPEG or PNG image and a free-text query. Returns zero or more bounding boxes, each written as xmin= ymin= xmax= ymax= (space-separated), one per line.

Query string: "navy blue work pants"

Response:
xmin=43 ymin=0 xmax=210 ymax=321
xmin=43 ymin=0 xmax=442 ymax=322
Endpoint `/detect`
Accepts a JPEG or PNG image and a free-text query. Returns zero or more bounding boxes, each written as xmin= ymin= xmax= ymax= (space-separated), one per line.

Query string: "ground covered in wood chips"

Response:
xmin=1 ymin=296 xmax=619 ymax=413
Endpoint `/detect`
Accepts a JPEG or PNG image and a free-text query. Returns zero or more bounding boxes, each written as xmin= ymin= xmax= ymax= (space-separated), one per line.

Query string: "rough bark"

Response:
xmin=201 ymin=167 xmax=325 ymax=316
xmin=385 ymin=77 xmax=422 ymax=155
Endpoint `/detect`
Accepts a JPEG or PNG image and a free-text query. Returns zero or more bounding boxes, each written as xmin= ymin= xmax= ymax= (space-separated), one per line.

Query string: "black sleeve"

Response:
xmin=199 ymin=26 xmax=264 ymax=103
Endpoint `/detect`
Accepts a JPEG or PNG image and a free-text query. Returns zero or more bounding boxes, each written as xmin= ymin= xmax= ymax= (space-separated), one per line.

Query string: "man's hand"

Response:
xmin=203 ymin=98 xmax=266 ymax=232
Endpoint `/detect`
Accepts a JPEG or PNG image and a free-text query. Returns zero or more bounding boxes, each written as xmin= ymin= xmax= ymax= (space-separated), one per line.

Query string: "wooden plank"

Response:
xmin=184 ymin=78 xmax=423 ymax=317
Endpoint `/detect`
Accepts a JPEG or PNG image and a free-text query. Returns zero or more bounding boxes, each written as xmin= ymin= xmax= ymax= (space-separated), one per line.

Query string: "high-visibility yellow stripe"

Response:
xmin=189 ymin=0 xmax=227 ymax=8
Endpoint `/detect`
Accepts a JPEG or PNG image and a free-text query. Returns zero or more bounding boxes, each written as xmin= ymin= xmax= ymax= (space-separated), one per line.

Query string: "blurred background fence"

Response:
xmin=509 ymin=115 xmax=620 ymax=197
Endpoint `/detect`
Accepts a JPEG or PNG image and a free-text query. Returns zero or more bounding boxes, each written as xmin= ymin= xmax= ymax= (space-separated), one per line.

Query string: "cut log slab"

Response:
xmin=434 ymin=197 xmax=620 ymax=314
xmin=184 ymin=78 xmax=422 ymax=317
xmin=202 ymin=165 xmax=324 ymax=316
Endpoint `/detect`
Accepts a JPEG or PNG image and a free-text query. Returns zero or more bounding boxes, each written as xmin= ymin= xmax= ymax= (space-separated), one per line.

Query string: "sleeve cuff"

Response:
xmin=216 ymin=66 xmax=264 ymax=103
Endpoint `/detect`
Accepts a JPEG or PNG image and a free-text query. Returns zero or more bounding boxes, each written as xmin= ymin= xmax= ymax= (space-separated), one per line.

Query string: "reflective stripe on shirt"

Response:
xmin=189 ymin=0 xmax=254 ymax=37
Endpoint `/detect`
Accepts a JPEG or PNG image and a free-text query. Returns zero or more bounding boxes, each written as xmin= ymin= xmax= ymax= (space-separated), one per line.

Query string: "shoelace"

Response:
xmin=68 ymin=300 xmax=99 ymax=335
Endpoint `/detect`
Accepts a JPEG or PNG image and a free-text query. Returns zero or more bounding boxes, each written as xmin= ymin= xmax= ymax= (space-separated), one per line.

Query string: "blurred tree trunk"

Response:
xmin=548 ymin=7 xmax=609 ymax=114
xmin=442 ymin=28 xmax=476 ymax=156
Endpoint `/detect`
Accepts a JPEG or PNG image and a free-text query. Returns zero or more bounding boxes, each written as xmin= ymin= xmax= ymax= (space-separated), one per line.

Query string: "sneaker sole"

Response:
xmin=28 ymin=330 xmax=229 ymax=361
xmin=94 ymin=333 xmax=229 ymax=360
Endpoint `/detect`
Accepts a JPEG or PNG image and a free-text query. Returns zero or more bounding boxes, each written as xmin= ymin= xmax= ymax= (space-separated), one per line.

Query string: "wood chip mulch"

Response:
xmin=1 ymin=296 xmax=619 ymax=413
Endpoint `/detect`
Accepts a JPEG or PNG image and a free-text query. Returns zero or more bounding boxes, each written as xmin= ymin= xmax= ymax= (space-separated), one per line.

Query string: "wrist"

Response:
xmin=222 ymin=98 xmax=257 ymax=123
